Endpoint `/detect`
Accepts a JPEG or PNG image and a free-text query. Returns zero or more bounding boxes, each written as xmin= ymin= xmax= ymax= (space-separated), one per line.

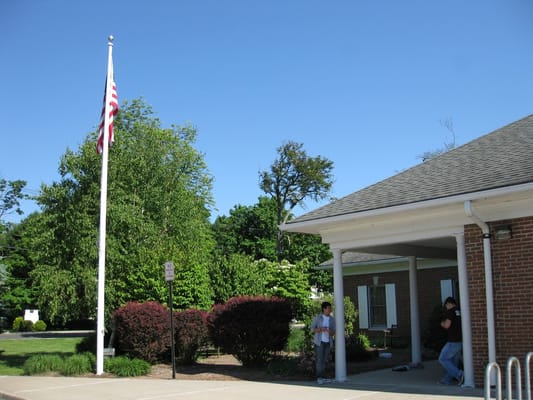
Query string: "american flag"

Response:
xmin=96 ymin=79 xmax=118 ymax=154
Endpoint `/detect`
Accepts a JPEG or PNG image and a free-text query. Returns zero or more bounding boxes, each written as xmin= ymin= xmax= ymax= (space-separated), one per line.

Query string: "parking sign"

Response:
xmin=164 ymin=261 xmax=175 ymax=281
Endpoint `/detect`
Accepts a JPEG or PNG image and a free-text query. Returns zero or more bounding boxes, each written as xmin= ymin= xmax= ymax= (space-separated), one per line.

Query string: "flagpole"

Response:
xmin=96 ymin=35 xmax=114 ymax=375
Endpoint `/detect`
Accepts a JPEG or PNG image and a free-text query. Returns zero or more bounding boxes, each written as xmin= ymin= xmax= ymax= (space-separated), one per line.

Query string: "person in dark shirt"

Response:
xmin=438 ymin=297 xmax=464 ymax=385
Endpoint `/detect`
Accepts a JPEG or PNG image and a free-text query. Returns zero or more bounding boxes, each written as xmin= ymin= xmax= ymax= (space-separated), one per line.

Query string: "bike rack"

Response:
xmin=525 ymin=352 xmax=532 ymax=400
xmin=506 ymin=356 xmax=522 ymax=400
xmin=485 ymin=353 xmax=533 ymax=400
xmin=485 ymin=361 xmax=502 ymax=400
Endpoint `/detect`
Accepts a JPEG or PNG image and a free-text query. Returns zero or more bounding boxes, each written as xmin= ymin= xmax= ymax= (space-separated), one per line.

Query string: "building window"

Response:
xmin=369 ymin=285 xmax=387 ymax=327
xmin=440 ymin=279 xmax=459 ymax=304
xmin=358 ymin=283 xmax=397 ymax=329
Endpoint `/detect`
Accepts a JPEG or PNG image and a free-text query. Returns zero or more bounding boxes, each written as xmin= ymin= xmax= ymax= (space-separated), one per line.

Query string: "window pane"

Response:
xmin=369 ymin=285 xmax=387 ymax=327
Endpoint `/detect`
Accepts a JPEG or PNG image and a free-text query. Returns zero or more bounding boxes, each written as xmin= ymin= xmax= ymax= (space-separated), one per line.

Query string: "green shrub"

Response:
xmin=61 ymin=354 xmax=92 ymax=376
xmin=345 ymin=335 xmax=373 ymax=362
xmin=12 ymin=317 xmax=24 ymax=331
xmin=23 ymin=354 xmax=64 ymax=375
xmin=357 ymin=332 xmax=371 ymax=349
xmin=285 ymin=326 xmax=305 ymax=353
xmin=105 ymin=356 xmax=151 ymax=377
xmin=33 ymin=320 xmax=47 ymax=332
xmin=208 ymin=296 xmax=293 ymax=367
xmin=76 ymin=333 xmax=96 ymax=353
xmin=85 ymin=351 xmax=96 ymax=370
xmin=343 ymin=296 xmax=357 ymax=336
xmin=21 ymin=320 xmax=34 ymax=332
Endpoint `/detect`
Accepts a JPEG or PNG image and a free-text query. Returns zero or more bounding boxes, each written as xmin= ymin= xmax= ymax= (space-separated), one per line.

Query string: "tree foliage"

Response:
xmin=212 ymin=195 xmax=331 ymax=263
xmin=262 ymin=258 xmax=313 ymax=319
xmin=259 ymin=141 xmax=334 ymax=258
xmin=0 ymin=179 xmax=29 ymax=226
xmin=212 ymin=196 xmax=278 ymax=260
xmin=27 ymin=98 xmax=214 ymax=325
xmin=208 ymin=253 xmax=271 ymax=304
xmin=0 ymin=215 xmax=39 ymax=323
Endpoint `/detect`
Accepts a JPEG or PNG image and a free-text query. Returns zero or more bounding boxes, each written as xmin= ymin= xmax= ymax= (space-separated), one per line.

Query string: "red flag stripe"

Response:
xmin=96 ymin=81 xmax=118 ymax=154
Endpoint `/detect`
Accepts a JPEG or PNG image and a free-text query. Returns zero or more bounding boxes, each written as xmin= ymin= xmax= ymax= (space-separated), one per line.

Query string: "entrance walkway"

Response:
xmin=1 ymin=361 xmax=485 ymax=400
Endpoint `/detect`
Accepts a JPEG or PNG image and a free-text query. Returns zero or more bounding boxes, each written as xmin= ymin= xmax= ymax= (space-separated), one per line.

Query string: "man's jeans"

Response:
xmin=315 ymin=341 xmax=331 ymax=378
xmin=438 ymin=341 xmax=463 ymax=383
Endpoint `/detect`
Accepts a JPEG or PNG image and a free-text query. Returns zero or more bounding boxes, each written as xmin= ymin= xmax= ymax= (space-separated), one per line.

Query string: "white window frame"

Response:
xmin=358 ymin=283 xmax=397 ymax=330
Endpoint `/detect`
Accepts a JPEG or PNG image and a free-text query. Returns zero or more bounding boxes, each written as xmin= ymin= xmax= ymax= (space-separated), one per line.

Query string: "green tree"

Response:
xmin=260 ymin=258 xmax=312 ymax=320
xmin=212 ymin=196 xmax=278 ymax=260
xmin=283 ymin=232 xmax=333 ymax=293
xmin=0 ymin=216 xmax=39 ymax=323
xmin=212 ymin=195 xmax=333 ymax=292
xmin=0 ymin=179 xmax=29 ymax=230
xmin=259 ymin=141 xmax=334 ymax=259
xmin=208 ymin=253 xmax=271 ymax=304
xmin=29 ymin=98 xmax=214 ymax=325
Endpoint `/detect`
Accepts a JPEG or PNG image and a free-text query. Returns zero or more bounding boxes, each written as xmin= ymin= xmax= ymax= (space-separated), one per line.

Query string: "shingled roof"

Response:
xmin=288 ymin=114 xmax=533 ymax=224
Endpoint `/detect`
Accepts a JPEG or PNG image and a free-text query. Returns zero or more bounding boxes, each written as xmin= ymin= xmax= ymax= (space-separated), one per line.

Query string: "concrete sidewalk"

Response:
xmin=0 ymin=361 xmax=485 ymax=400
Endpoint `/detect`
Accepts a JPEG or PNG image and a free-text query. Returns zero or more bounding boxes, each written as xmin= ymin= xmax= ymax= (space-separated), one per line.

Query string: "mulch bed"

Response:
xmin=141 ymin=348 xmax=414 ymax=381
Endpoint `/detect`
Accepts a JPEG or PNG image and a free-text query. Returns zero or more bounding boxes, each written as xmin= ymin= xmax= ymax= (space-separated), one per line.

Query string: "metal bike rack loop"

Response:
xmin=506 ymin=356 xmax=522 ymax=400
xmin=485 ymin=361 xmax=502 ymax=400
xmin=525 ymin=352 xmax=533 ymax=400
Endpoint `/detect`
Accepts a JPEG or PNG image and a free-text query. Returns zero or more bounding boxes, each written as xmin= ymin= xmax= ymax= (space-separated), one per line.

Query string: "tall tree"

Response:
xmin=208 ymin=253 xmax=272 ymax=304
xmin=0 ymin=179 xmax=28 ymax=228
xmin=212 ymin=195 xmax=333 ymax=292
xmin=0 ymin=179 xmax=32 ymax=325
xmin=212 ymin=196 xmax=278 ymax=260
xmin=259 ymin=141 xmax=334 ymax=259
xmin=29 ymin=99 xmax=215 ymax=325
xmin=0 ymin=215 xmax=39 ymax=323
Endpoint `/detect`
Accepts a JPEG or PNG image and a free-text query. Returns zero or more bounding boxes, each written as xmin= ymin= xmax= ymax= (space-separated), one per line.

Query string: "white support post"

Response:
xmin=332 ymin=248 xmax=346 ymax=382
xmin=455 ymin=232 xmax=474 ymax=387
xmin=408 ymin=256 xmax=421 ymax=364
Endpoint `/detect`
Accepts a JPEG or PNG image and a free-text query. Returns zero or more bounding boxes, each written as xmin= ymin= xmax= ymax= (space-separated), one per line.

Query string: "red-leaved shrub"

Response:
xmin=114 ymin=301 xmax=171 ymax=363
xmin=207 ymin=296 xmax=293 ymax=367
xmin=173 ymin=309 xmax=209 ymax=365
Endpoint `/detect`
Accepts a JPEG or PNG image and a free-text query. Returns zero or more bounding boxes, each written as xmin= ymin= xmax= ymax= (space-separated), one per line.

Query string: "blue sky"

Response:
xmin=1 ymin=1 xmax=533 ymax=223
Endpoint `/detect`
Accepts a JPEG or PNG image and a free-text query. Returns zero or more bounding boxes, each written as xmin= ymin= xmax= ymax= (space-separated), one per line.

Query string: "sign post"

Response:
xmin=164 ymin=261 xmax=176 ymax=379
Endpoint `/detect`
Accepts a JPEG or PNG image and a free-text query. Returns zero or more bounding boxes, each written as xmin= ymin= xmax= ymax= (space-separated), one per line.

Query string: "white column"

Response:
xmin=332 ymin=248 xmax=347 ymax=382
xmin=455 ymin=233 xmax=474 ymax=387
xmin=408 ymin=256 xmax=421 ymax=364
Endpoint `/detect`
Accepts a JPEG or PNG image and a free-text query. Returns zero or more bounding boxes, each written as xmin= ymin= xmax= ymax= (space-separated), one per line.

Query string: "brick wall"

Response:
xmin=466 ymin=216 xmax=533 ymax=386
xmin=344 ymin=266 xmax=458 ymax=342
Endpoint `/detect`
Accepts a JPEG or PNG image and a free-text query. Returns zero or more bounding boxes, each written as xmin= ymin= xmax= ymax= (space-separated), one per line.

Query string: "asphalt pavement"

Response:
xmin=0 ymin=360 xmax=486 ymax=400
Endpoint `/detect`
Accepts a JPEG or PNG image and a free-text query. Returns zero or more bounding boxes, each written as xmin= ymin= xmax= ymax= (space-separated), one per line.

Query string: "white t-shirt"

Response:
xmin=321 ymin=315 xmax=330 ymax=342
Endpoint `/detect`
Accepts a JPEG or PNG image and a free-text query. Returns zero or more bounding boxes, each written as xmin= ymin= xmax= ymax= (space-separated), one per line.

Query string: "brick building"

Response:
xmin=282 ymin=115 xmax=533 ymax=387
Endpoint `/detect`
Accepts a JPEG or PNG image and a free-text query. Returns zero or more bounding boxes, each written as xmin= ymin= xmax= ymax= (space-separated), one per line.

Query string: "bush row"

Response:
xmin=23 ymin=352 xmax=150 ymax=377
xmin=112 ymin=296 xmax=293 ymax=367
xmin=12 ymin=317 xmax=47 ymax=332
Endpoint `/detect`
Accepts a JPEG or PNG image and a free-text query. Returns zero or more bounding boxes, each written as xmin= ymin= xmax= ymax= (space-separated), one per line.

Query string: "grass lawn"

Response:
xmin=0 ymin=338 xmax=83 ymax=375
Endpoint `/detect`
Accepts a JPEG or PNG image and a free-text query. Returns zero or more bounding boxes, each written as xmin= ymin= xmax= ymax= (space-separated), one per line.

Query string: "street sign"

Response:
xmin=164 ymin=261 xmax=175 ymax=282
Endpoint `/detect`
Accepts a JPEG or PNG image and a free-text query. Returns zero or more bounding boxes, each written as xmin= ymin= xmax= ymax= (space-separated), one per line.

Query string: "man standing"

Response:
xmin=310 ymin=301 xmax=336 ymax=384
xmin=438 ymin=297 xmax=464 ymax=385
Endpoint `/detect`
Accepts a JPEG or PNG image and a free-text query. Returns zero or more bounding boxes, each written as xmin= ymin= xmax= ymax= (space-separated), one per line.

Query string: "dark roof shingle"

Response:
xmin=289 ymin=114 xmax=533 ymax=224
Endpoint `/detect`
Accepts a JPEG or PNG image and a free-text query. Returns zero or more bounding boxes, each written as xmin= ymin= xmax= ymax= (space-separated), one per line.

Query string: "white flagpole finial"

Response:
xmin=108 ymin=35 xmax=114 ymax=43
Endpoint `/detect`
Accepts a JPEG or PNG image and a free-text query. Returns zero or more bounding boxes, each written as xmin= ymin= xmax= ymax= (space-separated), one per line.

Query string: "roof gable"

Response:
xmin=288 ymin=114 xmax=533 ymax=224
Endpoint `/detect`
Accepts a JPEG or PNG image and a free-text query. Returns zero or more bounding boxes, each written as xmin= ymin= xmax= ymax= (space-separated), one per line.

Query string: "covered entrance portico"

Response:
xmin=282 ymin=195 xmax=505 ymax=389
xmin=281 ymin=118 xmax=533 ymax=388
